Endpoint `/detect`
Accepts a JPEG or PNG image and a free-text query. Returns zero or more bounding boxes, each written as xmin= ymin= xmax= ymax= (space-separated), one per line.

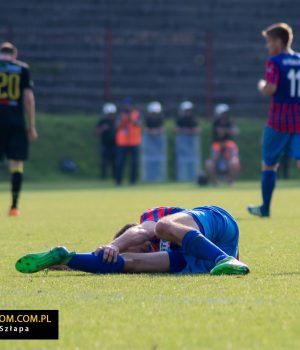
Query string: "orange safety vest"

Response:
xmin=116 ymin=109 xmax=141 ymax=146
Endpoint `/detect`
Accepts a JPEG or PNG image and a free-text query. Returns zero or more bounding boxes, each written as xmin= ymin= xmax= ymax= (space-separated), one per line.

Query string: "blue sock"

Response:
xmin=182 ymin=230 xmax=228 ymax=264
xmin=261 ymin=170 xmax=276 ymax=213
xmin=67 ymin=251 xmax=125 ymax=274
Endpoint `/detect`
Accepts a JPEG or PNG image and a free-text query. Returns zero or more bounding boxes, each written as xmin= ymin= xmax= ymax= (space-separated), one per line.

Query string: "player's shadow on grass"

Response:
xmin=14 ymin=273 xmax=205 ymax=278
xmin=14 ymin=273 xmax=91 ymax=278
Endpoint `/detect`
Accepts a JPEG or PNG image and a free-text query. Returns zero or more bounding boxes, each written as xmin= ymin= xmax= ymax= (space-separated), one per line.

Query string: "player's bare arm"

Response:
xmin=95 ymin=221 xmax=156 ymax=262
xmin=257 ymin=79 xmax=277 ymax=96
xmin=23 ymin=88 xmax=38 ymax=141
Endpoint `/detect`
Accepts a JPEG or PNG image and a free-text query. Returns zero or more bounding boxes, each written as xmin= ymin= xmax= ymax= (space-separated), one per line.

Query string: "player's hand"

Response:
xmin=28 ymin=126 xmax=38 ymax=141
xmin=95 ymin=244 xmax=120 ymax=263
xmin=257 ymin=79 xmax=266 ymax=92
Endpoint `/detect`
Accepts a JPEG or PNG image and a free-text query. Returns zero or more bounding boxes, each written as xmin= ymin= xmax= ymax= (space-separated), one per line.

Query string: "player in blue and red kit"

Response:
xmin=248 ymin=23 xmax=300 ymax=217
xmin=15 ymin=205 xmax=249 ymax=276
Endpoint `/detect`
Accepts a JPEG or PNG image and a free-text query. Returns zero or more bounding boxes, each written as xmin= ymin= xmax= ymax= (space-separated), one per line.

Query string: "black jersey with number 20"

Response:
xmin=0 ymin=58 xmax=33 ymax=127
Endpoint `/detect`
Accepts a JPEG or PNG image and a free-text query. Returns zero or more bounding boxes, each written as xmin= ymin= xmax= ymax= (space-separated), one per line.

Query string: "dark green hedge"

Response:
xmin=2 ymin=114 xmax=295 ymax=181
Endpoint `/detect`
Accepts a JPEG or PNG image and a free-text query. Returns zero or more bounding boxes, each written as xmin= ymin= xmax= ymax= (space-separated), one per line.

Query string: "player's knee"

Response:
xmin=9 ymin=161 xmax=24 ymax=173
xmin=296 ymin=160 xmax=300 ymax=170
xmin=155 ymin=219 xmax=172 ymax=240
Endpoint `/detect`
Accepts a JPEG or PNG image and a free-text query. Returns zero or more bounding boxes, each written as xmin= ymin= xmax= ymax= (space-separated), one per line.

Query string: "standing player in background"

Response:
xmin=0 ymin=42 xmax=37 ymax=216
xmin=248 ymin=23 xmax=300 ymax=217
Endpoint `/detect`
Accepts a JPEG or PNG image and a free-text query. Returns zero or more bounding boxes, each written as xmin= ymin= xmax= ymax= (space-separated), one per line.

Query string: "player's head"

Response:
xmin=147 ymin=101 xmax=162 ymax=115
xmin=0 ymin=42 xmax=18 ymax=60
xmin=102 ymin=103 xmax=117 ymax=116
xmin=113 ymin=223 xmax=152 ymax=253
xmin=262 ymin=23 xmax=293 ymax=55
xmin=113 ymin=223 xmax=138 ymax=239
xmin=179 ymin=101 xmax=194 ymax=116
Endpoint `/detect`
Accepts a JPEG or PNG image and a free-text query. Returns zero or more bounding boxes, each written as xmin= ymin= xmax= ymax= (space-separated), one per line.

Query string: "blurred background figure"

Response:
xmin=115 ymin=97 xmax=141 ymax=185
xmin=95 ymin=103 xmax=117 ymax=180
xmin=141 ymin=101 xmax=167 ymax=182
xmin=0 ymin=42 xmax=37 ymax=216
xmin=175 ymin=101 xmax=201 ymax=182
xmin=205 ymin=104 xmax=240 ymax=185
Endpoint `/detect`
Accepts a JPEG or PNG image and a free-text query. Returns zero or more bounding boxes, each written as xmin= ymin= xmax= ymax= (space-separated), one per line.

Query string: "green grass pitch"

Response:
xmin=1 ymin=180 xmax=300 ymax=350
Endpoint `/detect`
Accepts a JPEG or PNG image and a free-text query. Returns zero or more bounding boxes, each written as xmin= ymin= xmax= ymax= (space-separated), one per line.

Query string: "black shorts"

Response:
xmin=0 ymin=125 xmax=29 ymax=161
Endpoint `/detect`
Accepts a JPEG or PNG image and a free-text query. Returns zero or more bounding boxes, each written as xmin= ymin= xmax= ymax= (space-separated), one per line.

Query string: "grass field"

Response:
xmin=1 ymin=180 xmax=300 ymax=350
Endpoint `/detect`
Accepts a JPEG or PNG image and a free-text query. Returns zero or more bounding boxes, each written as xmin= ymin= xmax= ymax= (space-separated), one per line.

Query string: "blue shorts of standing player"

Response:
xmin=263 ymin=127 xmax=300 ymax=167
xmin=15 ymin=205 xmax=250 ymax=276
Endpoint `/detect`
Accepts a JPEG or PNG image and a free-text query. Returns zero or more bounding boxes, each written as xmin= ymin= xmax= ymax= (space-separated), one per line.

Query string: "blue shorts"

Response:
xmin=263 ymin=126 xmax=300 ymax=166
xmin=168 ymin=206 xmax=239 ymax=274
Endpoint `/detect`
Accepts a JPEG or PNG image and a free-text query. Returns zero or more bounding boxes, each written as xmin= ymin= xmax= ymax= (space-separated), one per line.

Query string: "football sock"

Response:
xmin=182 ymin=230 xmax=228 ymax=264
xmin=261 ymin=170 xmax=276 ymax=213
xmin=67 ymin=251 xmax=125 ymax=274
xmin=11 ymin=170 xmax=23 ymax=209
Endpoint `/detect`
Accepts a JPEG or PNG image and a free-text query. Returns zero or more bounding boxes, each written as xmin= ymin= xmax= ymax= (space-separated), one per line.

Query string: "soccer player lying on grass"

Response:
xmin=15 ymin=205 xmax=250 ymax=276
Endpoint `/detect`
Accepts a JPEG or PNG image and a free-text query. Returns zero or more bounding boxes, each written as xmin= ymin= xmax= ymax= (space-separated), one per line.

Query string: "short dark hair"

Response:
xmin=262 ymin=23 xmax=293 ymax=48
xmin=0 ymin=42 xmax=17 ymax=56
xmin=113 ymin=223 xmax=137 ymax=239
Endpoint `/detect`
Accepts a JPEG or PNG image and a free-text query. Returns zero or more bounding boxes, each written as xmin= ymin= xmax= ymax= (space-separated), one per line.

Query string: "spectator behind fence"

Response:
xmin=175 ymin=101 xmax=201 ymax=181
xmin=95 ymin=103 xmax=116 ymax=180
xmin=115 ymin=98 xmax=141 ymax=185
xmin=141 ymin=101 xmax=167 ymax=182
xmin=205 ymin=104 xmax=240 ymax=185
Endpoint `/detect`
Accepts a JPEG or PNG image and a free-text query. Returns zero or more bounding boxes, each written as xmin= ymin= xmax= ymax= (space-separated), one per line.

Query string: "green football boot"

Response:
xmin=210 ymin=256 xmax=250 ymax=276
xmin=15 ymin=246 xmax=75 ymax=274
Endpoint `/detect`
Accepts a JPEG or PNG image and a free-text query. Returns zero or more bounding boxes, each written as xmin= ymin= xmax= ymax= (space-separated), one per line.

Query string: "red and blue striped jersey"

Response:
xmin=140 ymin=206 xmax=184 ymax=252
xmin=140 ymin=206 xmax=185 ymax=224
xmin=265 ymin=51 xmax=300 ymax=133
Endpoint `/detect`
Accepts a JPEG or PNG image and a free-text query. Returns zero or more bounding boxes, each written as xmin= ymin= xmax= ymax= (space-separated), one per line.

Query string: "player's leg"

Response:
xmin=68 ymin=250 xmax=185 ymax=273
xmin=15 ymin=247 xmax=125 ymax=274
xmin=8 ymin=160 xmax=24 ymax=216
xmin=208 ymin=211 xmax=247 ymax=275
xmin=155 ymin=212 xmax=228 ymax=263
xmin=68 ymin=251 xmax=175 ymax=273
xmin=7 ymin=126 xmax=28 ymax=216
xmin=122 ymin=251 xmax=171 ymax=272
xmin=15 ymin=247 xmax=176 ymax=274
xmin=248 ymin=127 xmax=289 ymax=217
xmin=155 ymin=212 xmax=249 ymax=275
